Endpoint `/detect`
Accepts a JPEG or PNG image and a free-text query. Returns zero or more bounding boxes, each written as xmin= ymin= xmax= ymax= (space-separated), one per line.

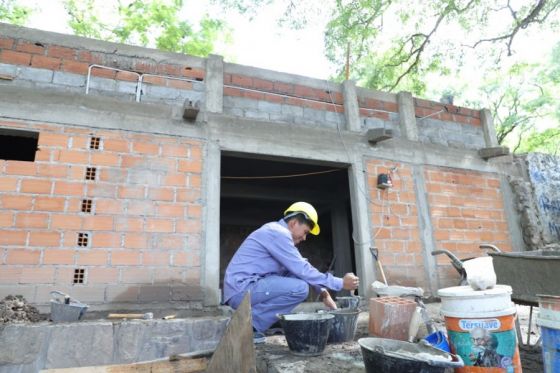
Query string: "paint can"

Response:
xmin=438 ymin=285 xmax=521 ymax=372
xmin=537 ymin=294 xmax=560 ymax=373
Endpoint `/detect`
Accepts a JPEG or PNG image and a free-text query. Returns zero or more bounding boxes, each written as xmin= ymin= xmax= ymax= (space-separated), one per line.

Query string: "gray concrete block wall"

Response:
xmin=417 ymin=119 xmax=485 ymax=149
xmin=361 ymin=112 xmax=401 ymax=136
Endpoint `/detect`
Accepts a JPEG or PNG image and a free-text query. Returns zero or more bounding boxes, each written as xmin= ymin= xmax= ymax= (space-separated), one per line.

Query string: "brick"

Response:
xmin=161 ymin=144 xmax=188 ymax=157
xmin=115 ymin=70 xmax=139 ymax=82
xmin=154 ymin=268 xmax=184 ymax=283
xmin=37 ymin=164 xmax=68 ymax=178
xmin=155 ymin=235 xmax=186 ymax=250
xmin=117 ymin=186 xmax=145 ymax=199
xmin=91 ymin=232 xmax=121 ymax=247
xmin=60 ymin=59 xmax=89 ymax=75
xmin=20 ymin=179 xmax=51 ymax=194
xmin=54 ymin=181 xmax=85 ymax=196
xmin=145 ymin=218 xmax=173 ymax=233
xmin=173 ymin=251 xmax=200 ymax=266
xmin=148 ymin=187 xmax=174 ymax=201
xmin=166 ymin=79 xmax=193 ymax=90
xmin=143 ymin=75 xmax=166 ymax=86
xmin=176 ymin=189 xmax=201 ymax=203
xmin=91 ymin=67 xmax=116 ymax=79
xmin=0 ymin=212 xmax=13 ymax=227
xmin=70 ymin=136 xmax=90 ymax=149
xmin=43 ymin=249 xmax=75 ymax=264
xmin=161 ymin=173 xmax=187 ymax=186
xmin=51 ymin=214 xmax=82 ymax=229
xmin=176 ymin=219 xmax=201 ymax=234
xmin=77 ymin=250 xmax=108 ymax=265
xmin=16 ymin=41 xmax=45 ymax=54
xmin=103 ymin=139 xmax=129 ymax=152
xmin=157 ymin=204 xmax=185 ymax=217
xmin=0 ymin=50 xmax=31 ymax=65
xmin=190 ymin=145 xmax=202 ymax=160
xmin=157 ymin=63 xmax=182 ymax=76
xmin=132 ymin=142 xmax=159 ymax=155
xmin=0 ymin=267 xmax=22 ymax=284
xmin=58 ymin=150 xmax=89 ymax=164
xmin=0 ymin=177 xmax=18 ymax=191
xmin=77 ymin=50 xmax=104 ymax=64
xmin=94 ymin=199 xmax=123 ymax=214
xmin=0 ymin=37 xmax=14 ymax=49
xmin=86 ymin=184 xmax=117 ymax=198
xmin=143 ymin=251 xmax=169 ymax=266
xmin=31 ymin=55 xmax=61 ymax=70
xmin=5 ymin=161 xmax=36 ymax=176
xmin=82 ymin=216 xmax=114 ymax=231
xmin=124 ymin=233 xmax=150 ymax=249
xmin=87 ymin=267 xmax=118 ymax=283
xmin=1 ymin=195 xmax=33 ymax=210
xmin=177 ymin=159 xmax=202 ymax=173
xmin=34 ymin=196 xmax=65 ymax=211
xmin=188 ymin=175 xmax=201 ymax=188
xmin=20 ymin=267 xmax=55 ymax=284
xmin=115 ymin=217 xmax=144 ymax=232
xmin=126 ymin=200 xmax=155 ymax=216
xmin=38 ymin=133 xmax=69 ymax=147
xmin=29 ymin=231 xmax=61 ymax=247
xmin=112 ymin=250 xmax=142 ymax=266
xmin=6 ymin=249 xmax=40 ymax=264
xmin=91 ymin=153 xmax=120 ymax=166
xmin=15 ymin=213 xmax=48 ymax=228
xmin=121 ymin=267 xmax=152 ymax=283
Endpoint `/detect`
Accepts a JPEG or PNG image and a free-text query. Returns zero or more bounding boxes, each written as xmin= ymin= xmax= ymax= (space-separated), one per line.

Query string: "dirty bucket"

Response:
xmin=424 ymin=330 xmax=450 ymax=353
xmin=537 ymin=294 xmax=560 ymax=373
xmin=50 ymin=291 xmax=88 ymax=322
xmin=326 ymin=309 xmax=360 ymax=343
xmin=358 ymin=337 xmax=464 ymax=373
xmin=278 ymin=313 xmax=334 ymax=356
xmin=336 ymin=296 xmax=360 ymax=310
xmin=438 ymin=285 xmax=521 ymax=372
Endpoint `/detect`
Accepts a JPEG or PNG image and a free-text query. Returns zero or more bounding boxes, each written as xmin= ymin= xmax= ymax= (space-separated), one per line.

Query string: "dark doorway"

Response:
xmin=220 ymin=153 xmax=356 ymax=301
xmin=0 ymin=128 xmax=39 ymax=162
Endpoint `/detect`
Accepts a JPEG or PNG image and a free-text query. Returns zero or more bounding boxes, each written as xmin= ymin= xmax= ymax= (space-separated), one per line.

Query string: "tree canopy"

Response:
xmin=0 ymin=0 xmax=31 ymax=25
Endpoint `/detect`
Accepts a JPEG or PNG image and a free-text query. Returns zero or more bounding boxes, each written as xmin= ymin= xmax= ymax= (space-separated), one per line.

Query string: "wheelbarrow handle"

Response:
xmin=431 ymin=249 xmax=464 ymax=270
xmin=479 ymin=243 xmax=502 ymax=253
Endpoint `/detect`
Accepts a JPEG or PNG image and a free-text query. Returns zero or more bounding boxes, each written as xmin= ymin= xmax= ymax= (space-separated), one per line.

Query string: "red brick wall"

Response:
xmin=425 ymin=167 xmax=512 ymax=287
xmin=366 ymin=159 xmax=426 ymax=288
xmin=414 ymin=98 xmax=481 ymax=126
xmin=0 ymin=120 xmax=204 ymax=305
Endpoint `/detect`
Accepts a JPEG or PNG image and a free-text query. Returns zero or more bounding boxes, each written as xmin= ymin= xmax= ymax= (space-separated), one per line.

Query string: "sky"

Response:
xmin=19 ymin=0 xmax=337 ymax=80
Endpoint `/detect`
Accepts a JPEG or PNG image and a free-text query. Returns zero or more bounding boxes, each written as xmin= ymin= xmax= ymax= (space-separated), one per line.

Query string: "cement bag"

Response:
xmin=463 ymin=257 xmax=496 ymax=290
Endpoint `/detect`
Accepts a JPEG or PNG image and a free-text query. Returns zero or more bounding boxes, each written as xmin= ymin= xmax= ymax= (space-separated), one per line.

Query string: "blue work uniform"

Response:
xmin=223 ymin=219 xmax=343 ymax=332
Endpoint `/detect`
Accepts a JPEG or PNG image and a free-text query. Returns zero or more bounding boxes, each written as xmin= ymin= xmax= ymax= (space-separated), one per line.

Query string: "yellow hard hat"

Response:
xmin=284 ymin=201 xmax=320 ymax=235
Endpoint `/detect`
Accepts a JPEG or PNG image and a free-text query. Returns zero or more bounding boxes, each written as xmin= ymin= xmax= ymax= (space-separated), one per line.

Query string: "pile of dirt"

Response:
xmin=0 ymin=295 xmax=42 ymax=323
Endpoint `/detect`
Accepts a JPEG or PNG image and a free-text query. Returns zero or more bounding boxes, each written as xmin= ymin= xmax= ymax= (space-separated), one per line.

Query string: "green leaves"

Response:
xmin=0 ymin=0 xmax=32 ymax=26
xmin=63 ymin=0 xmax=229 ymax=57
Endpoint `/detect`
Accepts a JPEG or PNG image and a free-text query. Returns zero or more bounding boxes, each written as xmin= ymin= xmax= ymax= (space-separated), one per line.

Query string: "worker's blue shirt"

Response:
xmin=223 ymin=219 xmax=343 ymax=304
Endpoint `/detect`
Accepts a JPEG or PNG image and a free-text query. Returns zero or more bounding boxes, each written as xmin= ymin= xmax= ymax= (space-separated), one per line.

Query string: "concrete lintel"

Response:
xmin=397 ymin=91 xmax=418 ymax=141
xmin=478 ymin=146 xmax=510 ymax=160
xmin=202 ymin=141 xmax=221 ymax=306
xmin=480 ymin=109 xmax=499 ymax=147
xmin=205 ymin=55 xmax=224 ymax=114
xmin=412 ymin=165 xmax=439 ymax=295
xmin=366 ymin=128 xmax=393 ymax=145
xmin=342 ymin=80 xmax=361 ymax=132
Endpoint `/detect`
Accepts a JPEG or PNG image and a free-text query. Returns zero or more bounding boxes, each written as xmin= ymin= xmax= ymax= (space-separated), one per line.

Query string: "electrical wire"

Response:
xmin=221 ymin=168 xmax=341 ymax=180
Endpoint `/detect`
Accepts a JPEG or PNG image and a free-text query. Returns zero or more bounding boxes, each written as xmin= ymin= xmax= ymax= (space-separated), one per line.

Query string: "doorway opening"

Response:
xmin=220 ymin=153 xmax=356 ymax=301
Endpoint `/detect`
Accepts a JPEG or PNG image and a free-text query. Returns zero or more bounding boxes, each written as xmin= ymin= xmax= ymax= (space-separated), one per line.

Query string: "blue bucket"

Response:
xmin=424 ymin=330 xmax=450 ymax=353
xmin=538 ymin=294 xmax=560 ymax=373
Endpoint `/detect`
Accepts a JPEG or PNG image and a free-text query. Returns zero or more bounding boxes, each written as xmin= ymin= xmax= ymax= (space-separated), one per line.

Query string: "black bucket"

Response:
xmin=278 ymin=313 xmax=334 ymax=356
xmin=336 ymin=296 xmax=360 ymax=310
xmin=327 ymin=309 xmax=360 ymax=343
xmin=358 ymin=337 xmax=464 ymax=373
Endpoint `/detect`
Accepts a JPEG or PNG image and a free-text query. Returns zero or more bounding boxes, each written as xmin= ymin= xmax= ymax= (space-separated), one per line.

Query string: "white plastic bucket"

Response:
xmin=438 ymin=285 xmax=521 ymax=372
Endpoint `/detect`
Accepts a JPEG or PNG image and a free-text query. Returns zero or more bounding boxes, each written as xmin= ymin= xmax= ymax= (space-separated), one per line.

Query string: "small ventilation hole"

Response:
xmin=85 ymin=167 xmax=97 ymax=181
xmin=81 ymin=199 xmax=92 ymax=213
xmin=90 ymin=137 xmax=101 ymax=150
xmin=77 ymin=232 xmax=89 ymax=247
xmin=73 ymin=268 xmax=85 ymax=284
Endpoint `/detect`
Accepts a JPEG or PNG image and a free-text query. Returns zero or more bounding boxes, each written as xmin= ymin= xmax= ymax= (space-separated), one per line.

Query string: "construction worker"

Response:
xmin=223 ymin=201 xmax=360 ymax=343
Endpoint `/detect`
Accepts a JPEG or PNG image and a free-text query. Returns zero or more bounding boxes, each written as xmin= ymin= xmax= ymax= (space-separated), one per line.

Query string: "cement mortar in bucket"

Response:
xmin=50 ymin=291 xmax=88 ymax=322
xmin=438 ymin=285 xmax=521 ymax=372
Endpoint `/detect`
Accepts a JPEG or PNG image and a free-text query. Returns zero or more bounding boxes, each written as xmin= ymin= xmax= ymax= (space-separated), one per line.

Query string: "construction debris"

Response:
xmin=0 ymin=295 xmax=42 ymax=323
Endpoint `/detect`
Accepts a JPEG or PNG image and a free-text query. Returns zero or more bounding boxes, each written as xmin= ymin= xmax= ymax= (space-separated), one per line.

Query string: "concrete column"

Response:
xmin=342 ymin=80 xmax=361 ymax=132
xmin=331 ymin=203 xmax=353 ymax=294
xmin=480 ymin=108 xmax=499 ymax=147
xmin=348 ymin=156 xmax=376 ymax=297
xmin=204 ymin=54 xmax=224 ymax=114
xmin=202 ymin=141 xmax=221 ymax=306
xmin=412 ymin=165 xmax=439 ymax=296
xmin=397 ymin=91 xmax=418 ymax=141
xmin=499 ymin=175 xmax=525 ymax=252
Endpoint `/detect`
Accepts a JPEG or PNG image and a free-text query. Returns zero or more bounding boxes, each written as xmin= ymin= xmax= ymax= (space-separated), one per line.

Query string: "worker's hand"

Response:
xmin=320 ymin=290 xmax=337 ymax=310
xmin=342 ymin=273 xmax=359 ymax=291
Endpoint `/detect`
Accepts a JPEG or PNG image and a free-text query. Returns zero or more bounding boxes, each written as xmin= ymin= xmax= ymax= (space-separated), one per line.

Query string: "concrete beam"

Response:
xmin=397 ymin=91 xmax=418 ymax=141
xmin=205 ymin=55 xmax=224 ymax=114
xmin=478 ymin=146 xmax=510 ymax=160
xmin=480 ymin=109 xmax=499 ymax=147
xmin=342 ymin=80 xmax=361 ymax=132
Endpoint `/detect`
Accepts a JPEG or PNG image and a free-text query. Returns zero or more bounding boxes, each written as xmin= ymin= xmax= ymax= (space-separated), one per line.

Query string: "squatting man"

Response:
xmin=223 ymin=201 xmax=360 ymax=343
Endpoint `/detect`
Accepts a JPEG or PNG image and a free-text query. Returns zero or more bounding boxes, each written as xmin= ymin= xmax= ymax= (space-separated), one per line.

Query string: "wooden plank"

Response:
xmin=40 ymin=356 xmax=208 ymax=373
xmin=206 ymin=292 xmax=256 ymax=373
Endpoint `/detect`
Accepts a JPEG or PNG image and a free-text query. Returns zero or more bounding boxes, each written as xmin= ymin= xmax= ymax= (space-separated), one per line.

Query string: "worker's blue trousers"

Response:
xmin=226 ymin=275 xmax=309 ymax=332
